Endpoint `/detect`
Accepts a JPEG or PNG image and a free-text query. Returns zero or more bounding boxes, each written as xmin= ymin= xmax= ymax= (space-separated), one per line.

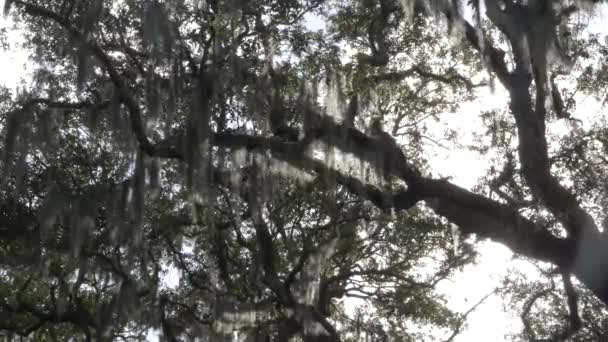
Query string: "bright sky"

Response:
xmin=428 ymin=88 xmax=516 ymax=341
xmin=0 ymin=10 xmax=30 ymax=95
xmin=1 ymin=2 xmax=607 ymax=341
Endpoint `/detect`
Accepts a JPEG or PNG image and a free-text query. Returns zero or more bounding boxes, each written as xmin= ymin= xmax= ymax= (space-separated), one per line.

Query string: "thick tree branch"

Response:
xmin=207 ymin=110 xmax=608 ymax=303
xmin=210 ymin=128 xmax=574 ymax=273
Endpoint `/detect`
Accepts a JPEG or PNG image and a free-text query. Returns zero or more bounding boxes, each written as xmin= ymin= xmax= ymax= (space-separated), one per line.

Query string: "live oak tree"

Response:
xmin=2 ymin=0 xmax=608 ymax=341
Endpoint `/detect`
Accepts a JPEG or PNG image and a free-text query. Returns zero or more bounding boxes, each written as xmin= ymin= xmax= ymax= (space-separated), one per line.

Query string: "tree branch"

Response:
xmin=444 ymin=288 xmax=498 ymax=342
xmin=15 ymin=0 xmax=174 ymax=158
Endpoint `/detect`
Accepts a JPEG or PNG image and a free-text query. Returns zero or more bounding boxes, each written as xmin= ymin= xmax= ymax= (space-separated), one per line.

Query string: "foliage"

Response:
xmin=2 ymin=0 xmax=608 ymax=341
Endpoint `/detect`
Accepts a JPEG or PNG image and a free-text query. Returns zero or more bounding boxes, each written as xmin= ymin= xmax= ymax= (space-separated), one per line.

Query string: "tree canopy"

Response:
xmin=2 ymin=0 xmax=608 ymax=341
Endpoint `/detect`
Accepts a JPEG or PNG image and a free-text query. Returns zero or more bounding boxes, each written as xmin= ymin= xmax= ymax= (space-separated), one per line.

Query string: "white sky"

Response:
xmin=1 ymin=2 xmax=607 ymax=341
xmin=428 ymin=87 xmax=517 ymax=341
xmin=0 ymin=15 xmax=29 ymax=95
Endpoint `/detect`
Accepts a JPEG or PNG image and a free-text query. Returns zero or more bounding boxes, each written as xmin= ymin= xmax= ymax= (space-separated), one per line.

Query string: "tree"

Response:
xmin=1 ymin=0 xmax=608 ymax=340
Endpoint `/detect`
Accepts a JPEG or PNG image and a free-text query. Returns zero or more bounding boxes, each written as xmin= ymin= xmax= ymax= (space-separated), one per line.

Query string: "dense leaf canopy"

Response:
xmin=2 ymin=0 xmax=608 ymax=341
